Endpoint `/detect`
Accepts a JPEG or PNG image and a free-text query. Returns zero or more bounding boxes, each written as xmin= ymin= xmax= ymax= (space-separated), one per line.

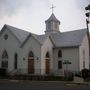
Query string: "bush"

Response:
xmin=7 ymin=75 xmax=67 ymax=81
xmin=75 ymin=72 xmax=82 ymax=77
xmin=0 ymin=68 xmax=7 ymax=76
xmin=81 ymin=68 xmax=89 ymax=79
xmin=0 ymin=68 xmax=8 ymax=79
xmin=85 ymin=77 xmax=90 ymax=82
xmin=43 ymin=76 xmax=65 ymax=81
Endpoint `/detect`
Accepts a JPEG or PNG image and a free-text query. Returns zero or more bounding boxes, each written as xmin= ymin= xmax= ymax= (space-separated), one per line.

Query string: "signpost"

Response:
xmin=63 ymin=60 xmax=71 ymax=80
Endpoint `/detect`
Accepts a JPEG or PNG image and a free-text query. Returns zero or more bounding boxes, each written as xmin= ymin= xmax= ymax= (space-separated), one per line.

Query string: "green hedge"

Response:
xmin=7 ymin=75 xmax=73 ymax=81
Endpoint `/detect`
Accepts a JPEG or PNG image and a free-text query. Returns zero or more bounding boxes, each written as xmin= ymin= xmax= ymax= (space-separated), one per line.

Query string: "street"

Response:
xmin=0 ymin=80 xmax=90 ymax=90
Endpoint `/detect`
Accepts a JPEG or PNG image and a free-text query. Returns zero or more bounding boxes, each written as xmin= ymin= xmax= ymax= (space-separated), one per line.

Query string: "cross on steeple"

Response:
xmin=51 ymin=4 xmax=55 ymax=13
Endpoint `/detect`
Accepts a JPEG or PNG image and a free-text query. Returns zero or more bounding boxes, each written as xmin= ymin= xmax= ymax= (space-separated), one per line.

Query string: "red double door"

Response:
xmin=28 ymin=58 xmax=34 ymax=74
xmin=28 ymin=58 xmax=50 ymax=74
xmin=45 ymin=59 xmax=50 ymax=74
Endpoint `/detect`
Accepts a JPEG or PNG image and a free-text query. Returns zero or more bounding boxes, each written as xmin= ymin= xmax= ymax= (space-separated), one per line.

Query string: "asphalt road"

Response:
xmin=0 ymin=81 xmax=90 ymax=90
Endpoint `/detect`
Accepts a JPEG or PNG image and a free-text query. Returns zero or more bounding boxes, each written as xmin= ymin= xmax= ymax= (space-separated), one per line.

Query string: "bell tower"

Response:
xmin=45 ymin=13 xmax=60 ymax=35
xmin=45 ymin=5 xmax=60 ymax=35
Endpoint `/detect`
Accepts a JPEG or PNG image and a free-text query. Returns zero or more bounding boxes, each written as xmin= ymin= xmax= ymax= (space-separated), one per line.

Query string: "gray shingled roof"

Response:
xmin=50 ymin=29 xmax=87 ymax=47
xmin=3 ymin=24 xmax=47 ymax=45
xmin=33 ymin=29 xmax=87 ymax=47
xmin=1 ymin=24 xmax=87 ymax=47
xmin=45 ymin=13 xmax=60 ymax=23
xmin=34 ymin=35 xmax=47 ymax=44
xmin=6 ymin=25 xmax=30 ymax=43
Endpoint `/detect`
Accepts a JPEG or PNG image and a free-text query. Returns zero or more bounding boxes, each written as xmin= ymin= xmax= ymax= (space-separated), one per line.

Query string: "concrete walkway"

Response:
xmin=0 ymin=79 xmax=90 ymax=85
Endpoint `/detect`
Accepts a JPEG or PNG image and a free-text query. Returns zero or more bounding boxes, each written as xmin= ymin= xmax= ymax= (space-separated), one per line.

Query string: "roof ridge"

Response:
xmin=5 ymin=24 xmax=39 ymax=35
xmin=5 ymin=24 xmax=30 ymax=33
xmin=50 ymin=28 xmax=87 ymax=48
xmin=61 ymin=28 xmax=87 ymax=34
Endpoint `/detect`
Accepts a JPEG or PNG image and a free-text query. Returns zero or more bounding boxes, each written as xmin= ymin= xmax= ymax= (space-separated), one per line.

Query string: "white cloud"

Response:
xmin=0 ymin=0 xmax=89 ymax=34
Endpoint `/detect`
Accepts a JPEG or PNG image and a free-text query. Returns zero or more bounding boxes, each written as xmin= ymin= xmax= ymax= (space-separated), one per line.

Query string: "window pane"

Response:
xmin=46 ymin=52 xmax=50 ymax=58
xmin=58 ymin=50 xmax=62 ymax=58
xmin=48 ymin=22 xmax=51 ymax=29
xmin=14 ymin=53 xmax=18 ymax=69
xmin=29 ymin=51 xmax=34 ymax=57
xmin=58 ymin=61 xmax=62 ymax=69
xmin=55 ymin=23 xmax=57 ymax=29
xmin=1 ymin=61 xmax=8 ymax=68
xmin=2 ymin=51 xmax=8 ymax=59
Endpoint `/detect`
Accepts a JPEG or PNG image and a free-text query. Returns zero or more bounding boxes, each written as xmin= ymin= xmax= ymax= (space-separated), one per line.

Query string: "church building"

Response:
xmin=0 ymin=13 xmax=89 ymax=76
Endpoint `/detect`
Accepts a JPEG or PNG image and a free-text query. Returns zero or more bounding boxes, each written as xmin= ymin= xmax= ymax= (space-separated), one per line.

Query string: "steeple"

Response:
xmin=45 ymin=13 xmax=60 ymax=35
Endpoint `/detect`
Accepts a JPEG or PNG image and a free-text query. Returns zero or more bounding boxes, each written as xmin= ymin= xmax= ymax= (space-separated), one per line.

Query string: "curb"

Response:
xmin=0 ymin=79 xmax=90 ymax=85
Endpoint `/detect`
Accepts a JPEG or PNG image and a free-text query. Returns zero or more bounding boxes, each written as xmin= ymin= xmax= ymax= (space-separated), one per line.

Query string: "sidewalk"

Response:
xmin=0 ymin=79 xmax=90 ymax=85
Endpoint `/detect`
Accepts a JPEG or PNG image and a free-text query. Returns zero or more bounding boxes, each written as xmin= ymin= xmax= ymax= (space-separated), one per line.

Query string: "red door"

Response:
xmin=45 ymin=59 xmax=50 ymax=74
xmin=28 ymin=59 xmax=34 ymax=74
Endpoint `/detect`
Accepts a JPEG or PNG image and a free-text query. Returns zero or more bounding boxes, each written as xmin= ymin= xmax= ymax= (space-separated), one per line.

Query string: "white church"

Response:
xmin=0 ymin=13 xmax=89 ymax=76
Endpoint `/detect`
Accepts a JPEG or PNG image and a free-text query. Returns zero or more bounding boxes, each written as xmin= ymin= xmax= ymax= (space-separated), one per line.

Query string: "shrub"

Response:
xmin=44 ymin=76 xmax=65 ymax=81
xmin=75 ymin=72 xmax=82 ymax=77
xmin=0 ymin=68 xmax=9 ymax=79
xmin=0 ymin=68 xmax=7 ymax=76
xmin=85 ymin=77 xmax=90 ymax=82
xmin=81 ymin=68 xmax=89 ymax=79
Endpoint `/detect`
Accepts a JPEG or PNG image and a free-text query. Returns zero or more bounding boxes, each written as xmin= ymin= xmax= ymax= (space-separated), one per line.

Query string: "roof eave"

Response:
xmin=20 ymin=34 xmax=31 ymax=48
xmin=20 ymin=34 xmax=42 ymax=48
xmin=53 ymin=45 xmax=80 ymax=49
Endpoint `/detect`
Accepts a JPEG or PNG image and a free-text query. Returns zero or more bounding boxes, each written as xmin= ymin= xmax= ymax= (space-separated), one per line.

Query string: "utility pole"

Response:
xmin=85 ymin=4 xmax=90 ymax=69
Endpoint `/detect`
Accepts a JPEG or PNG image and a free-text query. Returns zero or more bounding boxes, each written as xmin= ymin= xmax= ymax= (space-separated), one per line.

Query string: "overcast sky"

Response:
xmin=0 ymin=0 xmax=90 ymax=34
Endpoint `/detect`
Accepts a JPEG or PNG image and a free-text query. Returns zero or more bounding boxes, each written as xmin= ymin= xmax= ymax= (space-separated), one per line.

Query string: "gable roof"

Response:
xmin=5 ymin=24 xmax=30 ymax=43
xmin=0 ymin=24 xmax=46 ymax=46
xmin=50 ymin=29 xmax=87 ymax=48
xmin=0 ymin=24 xmax=87 ymax=48
xmin=20 ymin=34 xmax=45 ymax=47
xmin=31 ymin=28 xmax=87 ymax=48
xmin=33 ymin=34 xmax=47 ymax=45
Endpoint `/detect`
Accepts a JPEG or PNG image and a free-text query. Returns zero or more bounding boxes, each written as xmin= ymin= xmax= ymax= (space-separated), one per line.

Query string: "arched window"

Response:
xmin=1 ymin=50 xmax=8 ymax=68
xmin=48 ymin=22 xmax=51 ymax=29
xmin=28 ymin=51 xmax=34 ymax=74
xmin=2 ymin=50 xmax=8 ymax=59
xmin=28 ymin=51 xmax=34 ymax=59
xmin=46 ymin=52 xmax=50 ymax=58
xmin=58 ymin=50 xmax=62 ymax=69
xmin=58 ymin=50 xmax=62 ymax=58
xmin=45 ymin=52 xmax=50 ymax=74
xmin=55 ymin=23 xmax=57 ymax=29
xmin=14 ymin=53 xmax=18 ymax=69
